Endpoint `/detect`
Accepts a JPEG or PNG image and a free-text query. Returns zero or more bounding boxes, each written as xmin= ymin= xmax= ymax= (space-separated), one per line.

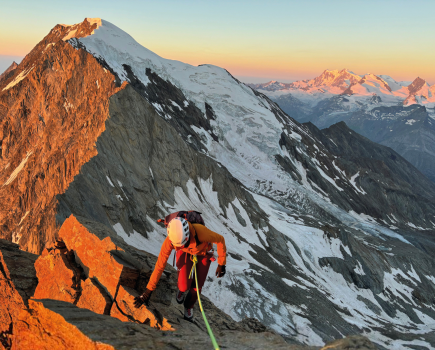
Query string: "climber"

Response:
xmin=134 ymin=216 xmax=226 ymax=321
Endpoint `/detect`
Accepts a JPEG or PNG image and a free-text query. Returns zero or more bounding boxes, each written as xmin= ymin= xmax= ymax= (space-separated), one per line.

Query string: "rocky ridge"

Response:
xmin=0 ymin=219 xmax=376 ymax=349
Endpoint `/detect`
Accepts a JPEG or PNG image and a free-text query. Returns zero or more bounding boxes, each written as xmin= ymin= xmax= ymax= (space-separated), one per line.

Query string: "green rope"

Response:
xmin=191 ymin=255 xmax=220 ymax=350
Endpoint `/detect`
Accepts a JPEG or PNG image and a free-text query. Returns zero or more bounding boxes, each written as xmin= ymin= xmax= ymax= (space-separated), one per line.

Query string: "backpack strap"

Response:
xmin=189 ymin=224 xmax=202 ymax=246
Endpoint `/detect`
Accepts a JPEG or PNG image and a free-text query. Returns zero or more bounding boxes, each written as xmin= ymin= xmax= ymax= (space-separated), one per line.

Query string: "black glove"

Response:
xmin=134 ymin=288 xmax=153 ymax=308
xmin=215 ymin=265 xmax=226 ymax=278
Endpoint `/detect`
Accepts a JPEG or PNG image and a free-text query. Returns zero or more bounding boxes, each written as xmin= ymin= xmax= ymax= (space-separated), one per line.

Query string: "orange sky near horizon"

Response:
xmin=1 ymin=0 xmax=434 ymax=84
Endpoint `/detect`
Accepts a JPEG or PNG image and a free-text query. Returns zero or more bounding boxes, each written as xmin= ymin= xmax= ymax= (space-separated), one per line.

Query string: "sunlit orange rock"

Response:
xmin=11 ymin=299 xmax=114 ymax=350
xmin=33 ymin=246 xmax=77 ymax=304
xmin=33 ymin=241 xmax=110 ymax=315
xmin=111 ymin=285 xmax=174 ymax=331
xmin=58 ymin=215 xmax=138 ymax=300
xmin=54 ymin=215 xmax=171 ymax=330
xmin=0 ymin=19 xmax=125 ymax=255
xmin=76 ymin=278 xmax=111 ymax=315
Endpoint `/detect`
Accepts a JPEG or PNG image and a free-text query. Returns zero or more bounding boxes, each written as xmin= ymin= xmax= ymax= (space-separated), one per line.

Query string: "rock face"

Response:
xmin=0 ymin=239 xmax=37 ymax=333
xmin=12 ymin=299 xmax=114 ymax=350
xmin=0 ymin=19 xmax=123 ymax=253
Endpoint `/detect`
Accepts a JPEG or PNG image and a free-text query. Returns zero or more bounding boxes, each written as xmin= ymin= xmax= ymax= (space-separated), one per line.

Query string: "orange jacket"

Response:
xmin=146 ymin=223 xmax=226 ymax=291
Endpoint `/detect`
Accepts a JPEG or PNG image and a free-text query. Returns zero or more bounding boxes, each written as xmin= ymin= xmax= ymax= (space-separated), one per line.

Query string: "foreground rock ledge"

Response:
xmin=0 ymin=216 xmax=378 ymax=349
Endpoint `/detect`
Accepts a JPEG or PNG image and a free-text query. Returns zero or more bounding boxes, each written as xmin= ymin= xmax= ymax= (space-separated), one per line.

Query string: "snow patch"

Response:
xmin=18 ymin=211 xmax=30 ymax=226
xmin=116 ymin=180 xmax=129 ymax=200
xmin=170 ymin=100 xmax=181 ymax=110
xmin=349 ymin=172 xmax=367 ymax=195
xmin=3 ymin=151 xmax=33 ymax=186
xmin=405 ymin=119 xmax=417 ymax=125
xmin=62 ymin=29 xmax=77 ymax=41
xmin=2 ymin=67 xmax=34 ymax=91
xmin=106 ymin=176 xmax=114 ymax=187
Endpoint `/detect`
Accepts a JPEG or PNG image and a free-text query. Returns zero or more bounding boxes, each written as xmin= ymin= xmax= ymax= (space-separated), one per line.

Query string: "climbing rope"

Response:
xmin=189 ymin=255 xmax=220 ymax=350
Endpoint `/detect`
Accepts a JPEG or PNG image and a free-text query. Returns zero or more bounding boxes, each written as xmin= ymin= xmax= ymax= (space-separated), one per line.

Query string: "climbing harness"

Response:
xmin=189 ymin=255 xmax=220 ymax=350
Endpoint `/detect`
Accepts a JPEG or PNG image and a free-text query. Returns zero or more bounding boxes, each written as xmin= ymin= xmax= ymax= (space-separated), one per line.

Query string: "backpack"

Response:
xmin=157 ymin=210 xmax=205 ymax=227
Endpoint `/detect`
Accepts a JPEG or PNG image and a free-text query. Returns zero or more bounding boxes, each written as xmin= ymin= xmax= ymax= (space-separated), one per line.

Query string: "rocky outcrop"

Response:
xmin=33 ymin=215 xmax=174 ymax=330
xmin=1 ymin=215 xmax=319 ymax=349
xmin=12 ymin=299 xmax=114 ymax=350
xmin=1 ymin=226 xmax=377 ymax=349
xmin=0 ymin=20 xmax=123 ymax=254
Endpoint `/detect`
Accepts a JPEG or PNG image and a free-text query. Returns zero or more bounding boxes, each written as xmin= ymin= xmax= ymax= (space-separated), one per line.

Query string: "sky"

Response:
xmin=1 ymin=0 xmax=434 ymax=84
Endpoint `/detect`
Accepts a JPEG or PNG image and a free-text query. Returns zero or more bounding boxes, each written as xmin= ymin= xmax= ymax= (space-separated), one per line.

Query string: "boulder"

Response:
xmin=33 ymin=244 xmax=79 ymax=304
xmin=77 ymin=278 xmax=111 ymax=315
xmin=33 ymin=240 xmax=110 ymax=315
xmin=58 ymin=215 xmax=137 ymax=299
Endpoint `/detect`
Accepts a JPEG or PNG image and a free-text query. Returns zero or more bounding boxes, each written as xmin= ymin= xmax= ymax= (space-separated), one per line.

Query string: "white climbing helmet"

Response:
xmin=167 ymin=217 xmax=190 ymax=247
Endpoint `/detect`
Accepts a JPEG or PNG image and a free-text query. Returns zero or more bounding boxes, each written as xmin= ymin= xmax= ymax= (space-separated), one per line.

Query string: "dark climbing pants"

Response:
xmin=176 ymin=250 xmax=212 ymax=309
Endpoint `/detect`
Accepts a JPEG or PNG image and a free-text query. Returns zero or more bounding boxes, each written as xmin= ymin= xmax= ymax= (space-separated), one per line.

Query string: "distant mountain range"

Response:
xmin=0 ymin=61 xmax=18 ymax=84
xmin=248 ymin=70 xmax=435 ymax=182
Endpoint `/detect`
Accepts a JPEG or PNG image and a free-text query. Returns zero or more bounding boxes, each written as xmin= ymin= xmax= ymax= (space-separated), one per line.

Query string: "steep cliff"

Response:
xmin=0 ymin=20 xmax=123 ymax=253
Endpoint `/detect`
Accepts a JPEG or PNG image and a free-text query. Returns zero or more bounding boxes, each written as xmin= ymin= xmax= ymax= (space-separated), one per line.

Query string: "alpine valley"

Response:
xmin=1 ymin=18 xmax=435 ymax=349
xmin=248 ymin=69 xmax=435 ymax=182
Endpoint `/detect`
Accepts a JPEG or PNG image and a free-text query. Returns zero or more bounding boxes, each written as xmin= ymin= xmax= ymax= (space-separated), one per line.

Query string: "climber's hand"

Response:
xmin=215 ymin=265 xmax=226 ymax=278
xmin=134 ymin=288 xmax=152 ymax=308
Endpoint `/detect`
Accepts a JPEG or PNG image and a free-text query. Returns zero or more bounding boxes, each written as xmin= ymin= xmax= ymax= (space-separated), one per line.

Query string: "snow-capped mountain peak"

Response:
xmin=312 ymin=68 xmax=361 ymax=89
xmin=60 ymin=17 xmax=103 ymax=41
